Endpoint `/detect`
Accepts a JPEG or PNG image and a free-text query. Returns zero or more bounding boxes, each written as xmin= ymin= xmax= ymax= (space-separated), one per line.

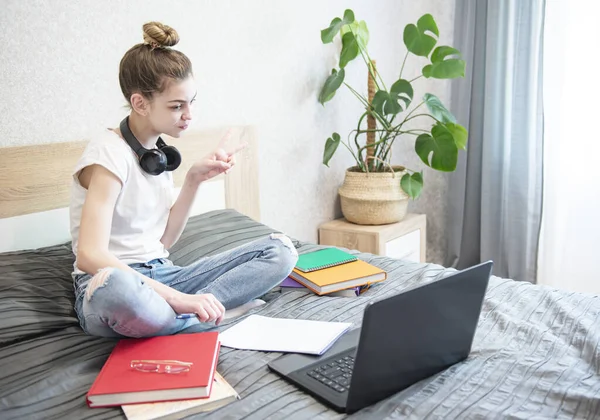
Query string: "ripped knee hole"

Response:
xmin=270 ymin=233 xmax=298 ymax=257
xmin=86 ymin=267 xmax=114 ymax=301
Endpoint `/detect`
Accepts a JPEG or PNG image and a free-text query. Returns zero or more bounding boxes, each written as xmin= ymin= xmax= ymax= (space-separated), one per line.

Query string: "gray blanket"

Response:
xmin=1 ymin=210 xmax=599 ymax=419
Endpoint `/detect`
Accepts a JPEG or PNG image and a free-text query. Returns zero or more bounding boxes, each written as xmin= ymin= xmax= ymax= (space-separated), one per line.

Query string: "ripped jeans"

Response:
xmin=73 ymin=234 xmax=298 ymax=338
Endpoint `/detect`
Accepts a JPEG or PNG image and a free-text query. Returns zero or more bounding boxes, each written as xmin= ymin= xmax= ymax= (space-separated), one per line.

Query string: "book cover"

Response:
xmin=87 ymin=332 xmax=220 ymax=408
xmin=289 ymin=259 xmax=386 ymax=295
xmin=295 ymin=248 xmax=358 ymax=272
xmin=280 ymin=277 xmax=361 ymax=297
xmin=279 ymin=276 xmax=306 ymax=288
xmin=121 ymin=371 xmax=239 ymax=420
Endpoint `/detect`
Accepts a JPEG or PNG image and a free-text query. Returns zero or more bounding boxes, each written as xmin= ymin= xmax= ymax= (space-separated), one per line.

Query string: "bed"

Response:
xmin=1 ymin=127 xmax=599 ymax=419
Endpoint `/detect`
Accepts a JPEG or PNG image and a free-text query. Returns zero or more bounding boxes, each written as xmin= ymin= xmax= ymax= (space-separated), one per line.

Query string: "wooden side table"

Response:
xmin=318 ymin=214 xmax=427 ymax=263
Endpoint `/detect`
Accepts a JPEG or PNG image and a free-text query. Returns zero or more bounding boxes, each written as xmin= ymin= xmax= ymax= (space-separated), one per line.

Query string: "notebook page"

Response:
xmin=219 ymin=315 xmax=352 ymax=355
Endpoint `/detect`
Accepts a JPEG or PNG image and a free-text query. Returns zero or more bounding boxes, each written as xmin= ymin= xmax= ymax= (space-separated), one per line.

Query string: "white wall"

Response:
xmin=0 ymin=0 xmax=455 ymax=263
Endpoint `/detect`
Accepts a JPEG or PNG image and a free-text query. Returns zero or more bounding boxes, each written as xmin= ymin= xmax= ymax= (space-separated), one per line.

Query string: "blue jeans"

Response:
xmin=73 ymin=234 xmax=298 ymax=338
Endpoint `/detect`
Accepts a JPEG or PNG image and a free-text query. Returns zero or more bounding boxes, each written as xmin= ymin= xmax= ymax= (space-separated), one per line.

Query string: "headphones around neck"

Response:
xmin=119 ymin=116 xmax=182 ymax=176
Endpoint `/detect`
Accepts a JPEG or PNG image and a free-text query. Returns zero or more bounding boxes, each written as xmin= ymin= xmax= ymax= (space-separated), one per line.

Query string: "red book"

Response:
xmin=87 ymin=332 xmax=220 ymax=408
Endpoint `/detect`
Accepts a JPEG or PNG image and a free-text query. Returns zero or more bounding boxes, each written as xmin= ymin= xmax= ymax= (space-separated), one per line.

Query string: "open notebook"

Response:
xmin=219 ymin=315 xmax=352 ymax=355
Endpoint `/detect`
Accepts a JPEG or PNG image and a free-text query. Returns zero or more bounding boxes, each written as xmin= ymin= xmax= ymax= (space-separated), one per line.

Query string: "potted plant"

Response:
xmin=319 ymin=10 xmax=468 ymax=225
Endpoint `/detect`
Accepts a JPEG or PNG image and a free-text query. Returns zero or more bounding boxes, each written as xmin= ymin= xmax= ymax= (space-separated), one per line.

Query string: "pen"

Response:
xmin=175 ymin=313 xmax=198 ymax=320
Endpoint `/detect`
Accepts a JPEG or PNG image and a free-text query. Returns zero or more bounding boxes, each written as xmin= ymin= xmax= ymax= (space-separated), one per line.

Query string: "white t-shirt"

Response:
xmin=69 ymin=129 xmax=176 ymax=274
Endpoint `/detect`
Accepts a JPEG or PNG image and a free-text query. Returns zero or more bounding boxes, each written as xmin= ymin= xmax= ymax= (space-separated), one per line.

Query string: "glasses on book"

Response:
xmin=130 ymin=359 xmax=193 ymax=374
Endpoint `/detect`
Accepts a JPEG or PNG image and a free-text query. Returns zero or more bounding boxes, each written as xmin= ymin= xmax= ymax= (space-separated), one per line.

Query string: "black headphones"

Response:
xmin=119 ymin=116 xmax=182 ymax=176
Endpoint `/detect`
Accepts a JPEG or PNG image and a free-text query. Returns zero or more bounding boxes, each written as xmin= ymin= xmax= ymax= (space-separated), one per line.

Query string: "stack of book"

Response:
xmin=86 ymin=332 xmax=239 ymax=420
xmin=284 ymin=248 xmax=387 ymax=297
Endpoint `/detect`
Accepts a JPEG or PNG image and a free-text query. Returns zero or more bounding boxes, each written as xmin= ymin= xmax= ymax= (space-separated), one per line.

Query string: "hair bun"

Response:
xmin=142 ymin=22 xmax=180 ymax=48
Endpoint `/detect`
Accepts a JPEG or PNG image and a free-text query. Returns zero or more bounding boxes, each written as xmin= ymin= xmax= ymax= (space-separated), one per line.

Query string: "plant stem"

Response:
xmin=399 ymin=51 xmax=409 ymax=80
xmin=365 ymin=156 xmax=397 ymax=174
xmin=401 ymin=129 xmax=428 ymax=135
xmin=356 ymin=136 xmax=393 ymax=155
xmin=361 ymin=51 xmax=382 ymax=92
xmin=354 ymin=112 xmax=368 ymax=167
xmin=344 ymin=83 xmax=369 ymax=107
xmin=341 ymin=138 xmax=363 ymax=170
xmin=405 ymin=101 xmax=425 ymax=119
xmin=345 ymin=83 xmax=389 ymax=130
xmin=364 ymin=50 xmax=387 ymax=91
xmin=401 ymin=113 xmax=439 ymax=125
xmin=409 ymin=75 xmax=423 ymax=83
xmin=349 ymin=27 xmax=385 ymax=92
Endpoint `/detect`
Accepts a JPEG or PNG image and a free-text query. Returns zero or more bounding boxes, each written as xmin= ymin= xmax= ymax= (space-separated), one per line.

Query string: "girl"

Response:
xmin=70 ymin=22 xmax=297 ymax=338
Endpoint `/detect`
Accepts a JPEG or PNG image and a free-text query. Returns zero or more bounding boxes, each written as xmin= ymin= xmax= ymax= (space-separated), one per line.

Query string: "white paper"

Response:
xmin=219 ymin=315 xmax=352 ymax=355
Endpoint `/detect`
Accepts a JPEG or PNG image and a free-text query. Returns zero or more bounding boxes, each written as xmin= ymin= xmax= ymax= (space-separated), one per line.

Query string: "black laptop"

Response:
xmin=268 ymin=261 xmax=493 ymax=413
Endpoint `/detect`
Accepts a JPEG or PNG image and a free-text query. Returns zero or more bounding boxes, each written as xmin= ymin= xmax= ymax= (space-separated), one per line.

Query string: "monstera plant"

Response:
xmin=320 ymin=10 xmax=467 ymax=220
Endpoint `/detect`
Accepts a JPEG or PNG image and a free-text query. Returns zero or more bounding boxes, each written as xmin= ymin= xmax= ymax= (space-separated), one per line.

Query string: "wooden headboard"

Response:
xmin=0 ymin=126 xmax=260 ymax=252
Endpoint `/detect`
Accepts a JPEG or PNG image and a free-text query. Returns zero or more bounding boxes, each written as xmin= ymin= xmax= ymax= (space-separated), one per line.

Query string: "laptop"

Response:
xmin=268 ymin=261 xmax=493 ymax=413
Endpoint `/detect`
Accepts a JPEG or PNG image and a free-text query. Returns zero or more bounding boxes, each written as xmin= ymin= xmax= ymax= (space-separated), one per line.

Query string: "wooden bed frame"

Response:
xmin=0 ymin=126 xmax=260 ymax=252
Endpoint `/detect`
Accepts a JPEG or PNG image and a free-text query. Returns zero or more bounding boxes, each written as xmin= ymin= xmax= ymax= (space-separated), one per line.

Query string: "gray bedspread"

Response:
xmin=1 ymin=210 xmax=599 ymax=419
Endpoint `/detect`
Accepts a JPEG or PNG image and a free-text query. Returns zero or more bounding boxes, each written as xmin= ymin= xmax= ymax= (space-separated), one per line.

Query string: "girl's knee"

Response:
xmin=268 ymin=233 xmax=298 ymax=276
xmin=85 ymin=267 xmax=138 ymax=301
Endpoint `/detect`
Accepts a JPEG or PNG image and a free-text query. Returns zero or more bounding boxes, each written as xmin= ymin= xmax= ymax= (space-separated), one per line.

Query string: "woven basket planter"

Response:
xmin=338 ymin=166 xmax=409 ymax=225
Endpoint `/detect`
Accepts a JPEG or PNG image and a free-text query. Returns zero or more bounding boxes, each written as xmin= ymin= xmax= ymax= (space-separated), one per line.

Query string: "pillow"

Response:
xmin=0 ymin=209 xmax=284 ymax=346
xmin=0 ymin=242 xmax=78 ymax=346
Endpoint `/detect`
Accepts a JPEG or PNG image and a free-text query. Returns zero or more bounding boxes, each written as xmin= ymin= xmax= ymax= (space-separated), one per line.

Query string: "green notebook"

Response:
xmin=295 ymin=248 xmax=358 ymax=273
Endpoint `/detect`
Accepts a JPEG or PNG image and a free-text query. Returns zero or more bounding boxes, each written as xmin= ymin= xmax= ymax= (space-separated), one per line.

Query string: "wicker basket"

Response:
xmin=338 ymin=166 xmax=409 ymax=225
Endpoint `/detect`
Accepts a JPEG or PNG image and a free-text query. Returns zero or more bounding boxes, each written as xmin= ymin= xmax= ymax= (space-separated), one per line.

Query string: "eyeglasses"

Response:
xmin=130 ymin=359 xmax=193 ymax=374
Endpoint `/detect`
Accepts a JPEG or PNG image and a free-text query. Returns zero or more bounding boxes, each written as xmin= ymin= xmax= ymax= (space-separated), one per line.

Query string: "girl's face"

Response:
xmin=146 ymin=76 xmax=197 ymax=138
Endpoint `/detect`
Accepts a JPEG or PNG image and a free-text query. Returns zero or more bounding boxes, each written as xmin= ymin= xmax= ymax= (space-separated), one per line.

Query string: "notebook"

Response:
xmin=87 ymin=332 xmax=220 ymax=408
xmin=121 ymin=372 xmax=239 ymax=420
xmin=219 ymin=315 xmax=352 ymax=355
xmin=295 ymin=248 xmax=358 ymax=272
xmin=289 ymin=259 xmax=386 ymax=295
xmin=280 ymin=277 xmax=361 ymax=297
xmin=279 ymin=276 xmax=306 ymax=288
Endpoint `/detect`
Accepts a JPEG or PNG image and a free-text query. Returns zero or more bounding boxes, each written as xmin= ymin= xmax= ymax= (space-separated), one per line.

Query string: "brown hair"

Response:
xmin=119 ymin=22 xmax=193 ymax=103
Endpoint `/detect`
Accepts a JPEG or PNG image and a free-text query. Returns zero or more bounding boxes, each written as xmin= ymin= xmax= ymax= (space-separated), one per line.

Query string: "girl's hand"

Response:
xmin=187 ymin=129 xmax=247 ymax=183
xmin=170 ymin=292 xmax=226 ymax=325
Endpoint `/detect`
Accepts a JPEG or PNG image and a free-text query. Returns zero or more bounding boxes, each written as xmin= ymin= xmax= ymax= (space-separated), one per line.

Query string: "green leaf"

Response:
xmin=403 ymin=14 xmax=439 ymax=57
xmin=321 ymin=9 xmax=355 ymax=44
xmin=319 ymin=68 xmax=345 ymax=104
xmin=390 ymin=79 xmax=414 ymax=109
xmin=423 ymin=93 xmax=456 ymax=123
xmin=401 ymin=172 xmax=424 ymax=199
xmin=371 ymin=91 xmax=402 ymax=116
xmin=446 ymin=123 xmax=468 ymax=150
xmin=423 ymin=60 xmax=465 ymax=79
xmin=415 ymin=124 xmax=459 ymax=171
xmin=341 ymin=20 xmax=370 ymax=49
xmin=423 ymin=46 xmax=465 ymax=79
xmin=339 ymin=32 xmax=360 ymax=68
xmin=371 ymin=90 xmax=392 ymax=116
xmin=323 ymin=132 xmax=341 ymax=166
xmin=430 ymin=46 xmax=460 ymax=63
xmin=370 ymin=79 xmax=413 ymax=116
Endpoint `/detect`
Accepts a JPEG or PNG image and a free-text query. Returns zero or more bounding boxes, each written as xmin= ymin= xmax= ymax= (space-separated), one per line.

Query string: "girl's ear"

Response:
xmin=130 ymin=93 xmax=149 ymax=116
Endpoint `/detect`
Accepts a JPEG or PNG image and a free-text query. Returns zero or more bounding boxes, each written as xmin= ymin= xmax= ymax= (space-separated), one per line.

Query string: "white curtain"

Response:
xmin=447 ymin=0 xmax=545 ymax=283
xmin=538 ymin=1 xmax=600 ymax=293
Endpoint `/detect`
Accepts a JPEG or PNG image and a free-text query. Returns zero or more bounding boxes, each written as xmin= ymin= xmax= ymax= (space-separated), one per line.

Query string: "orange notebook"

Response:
xmin=289 ymin=259 xmax=386 ymax=295
xmin=87 ymin=332 xmax=220 ymax=408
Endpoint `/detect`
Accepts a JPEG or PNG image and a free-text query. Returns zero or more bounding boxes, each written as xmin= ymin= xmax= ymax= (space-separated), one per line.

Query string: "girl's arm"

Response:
xmin=159 ymin=172 xmax=201 ymax=250
xmin=77 ymin=165 xmax=225 ymax=323
xmin=77 ymin=164 xmax=182 ymax=302
xmin=160 ymin=139 xmax=246 ymax=249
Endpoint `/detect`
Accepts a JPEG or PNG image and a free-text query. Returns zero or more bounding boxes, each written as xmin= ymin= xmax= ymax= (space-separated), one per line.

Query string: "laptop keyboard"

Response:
xmin=307 ymin=355 xmax=354 ymax=393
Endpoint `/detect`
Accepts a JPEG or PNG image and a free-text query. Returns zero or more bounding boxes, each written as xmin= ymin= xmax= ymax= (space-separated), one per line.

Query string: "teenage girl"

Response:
xmin=69 ymin=22 xmax=297 ymax=338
